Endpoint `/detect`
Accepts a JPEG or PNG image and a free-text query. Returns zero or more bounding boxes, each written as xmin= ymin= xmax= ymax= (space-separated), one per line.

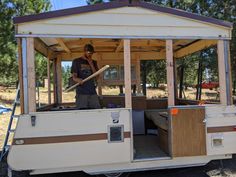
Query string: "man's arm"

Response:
xmin=72 ymin=73 xmax=83 ymax=85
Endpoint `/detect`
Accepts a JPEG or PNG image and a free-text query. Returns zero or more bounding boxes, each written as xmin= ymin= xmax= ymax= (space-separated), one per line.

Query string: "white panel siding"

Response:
xmin=205 ymin=105 xmax=236 ymax=155
xmin=14 ymin=108 xmax=131 ymax=138
xmin=8 ymin=139 xmax=131 ymax=170
xmin=17 ymin=7 xmax=231 ymax=39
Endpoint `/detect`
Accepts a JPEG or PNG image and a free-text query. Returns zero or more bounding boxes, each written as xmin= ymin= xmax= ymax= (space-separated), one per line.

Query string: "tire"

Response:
xmin=9 ymin=169 xmax=29 ymax=177
xmin=0 ymin=161 xmax=8 ymax=177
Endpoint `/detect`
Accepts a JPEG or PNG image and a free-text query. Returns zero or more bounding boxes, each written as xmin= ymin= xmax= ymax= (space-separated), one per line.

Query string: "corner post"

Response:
xmin=217 ymin=40 xmax=232 ymax=105
xmin=166 ymin=40 xmax=175 ymax=106
xmin=124 ymin=39 xmax=132 ymax=108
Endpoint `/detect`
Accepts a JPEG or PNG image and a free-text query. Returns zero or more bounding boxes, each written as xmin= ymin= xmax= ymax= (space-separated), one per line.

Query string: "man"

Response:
xmin=71 ymin=44 xmax=101 ymax=109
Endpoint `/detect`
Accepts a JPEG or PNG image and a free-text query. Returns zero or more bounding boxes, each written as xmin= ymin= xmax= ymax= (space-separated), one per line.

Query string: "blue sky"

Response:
xmin=50 ymin=0 xmax=87 ymax=10
xmin=50 ymin=0 xmax=109 ymax=10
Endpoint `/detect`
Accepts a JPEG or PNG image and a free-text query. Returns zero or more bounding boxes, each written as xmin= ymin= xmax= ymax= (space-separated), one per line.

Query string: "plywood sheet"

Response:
xmin=171 ymin=107 xmax=206 ymax=157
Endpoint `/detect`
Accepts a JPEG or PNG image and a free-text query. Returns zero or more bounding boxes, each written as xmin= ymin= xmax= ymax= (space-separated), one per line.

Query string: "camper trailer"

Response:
xmin=6 ymin=0 xmax=236 ymax=176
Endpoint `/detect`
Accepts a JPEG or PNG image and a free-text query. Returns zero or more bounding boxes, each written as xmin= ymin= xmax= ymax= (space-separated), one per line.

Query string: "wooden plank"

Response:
xmin=217 ymin=40 xmax=227 ymax=105
xmin=166 ymin=40 xmax=175 ymax=106
xmin=47 ymin=56 xmax=51 ymax=104
xmin=56 ymin=56 xmax=62 ymax=103
xmin=53 ymin=59 xmax=57 ymax=104
xmin=59 ymin=52 xmax=166 ymax=61
xmin=124 ymin=39 xmax=132 ymax=108
xmin=97 ymin=54 xmax=102 ymax=96
xmin=34 ymin=38 xmax=48 ymax=57
xmin=17 ymin=38 xmax=24 ymax=114
xmin=171 ymin=108 xmax=206 ymax=157
xmin=136 ymin=58 xmax=141 ymax=94
xmin=56 ymin=38 xmax=71 ymax=53
xmin=26 ymin=38 xmax=36 ymax=113
xmin=175 ymin=40 xmax=217 ymax=58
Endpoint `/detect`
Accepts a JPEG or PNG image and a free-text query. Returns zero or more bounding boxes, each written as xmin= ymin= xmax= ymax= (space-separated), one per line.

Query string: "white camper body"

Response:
xmin=8 ymin=0 xmax=236 ymax=176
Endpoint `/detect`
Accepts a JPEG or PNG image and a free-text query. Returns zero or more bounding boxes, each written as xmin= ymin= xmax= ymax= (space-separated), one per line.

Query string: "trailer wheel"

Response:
xmin=98 ymin=172 xmax=130 ymax=177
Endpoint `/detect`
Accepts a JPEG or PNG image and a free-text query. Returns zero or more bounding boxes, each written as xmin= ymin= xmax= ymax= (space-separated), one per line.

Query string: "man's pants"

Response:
xmin=76 ymin=94 xmax=101 ymax=109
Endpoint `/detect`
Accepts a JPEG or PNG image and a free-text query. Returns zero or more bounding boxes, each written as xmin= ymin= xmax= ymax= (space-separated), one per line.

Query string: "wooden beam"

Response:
xmin=34 ymin=38 xmax=48 ymax=57
xmin=115 ymin=39 xmax=123 ymax=53
xmin=34 ymin=38 xmax=57 ymax=59
xmin=59 ymin=52 xmax=166 ymax=61
xmin=56 ymin=56 xmax=62 ymax=103
xmin=175 ymin=40 xmax=217 ymax=58
xmin=166 ymin=40 xmax=175 ymax=106
xmin=26 ymin=38 xmax=36 ymax=113
xmin=56 ymin=38 xmax=71 ymax=53
xmin=17 ymin=38 xmax=24 ymax=114
xmin=124 ymin=39 xmax=132 ymax=108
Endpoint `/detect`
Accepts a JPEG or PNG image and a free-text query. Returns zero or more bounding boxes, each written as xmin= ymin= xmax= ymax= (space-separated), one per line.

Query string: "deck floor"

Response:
xmin=133 ymin=135 xmax=169 ymax=159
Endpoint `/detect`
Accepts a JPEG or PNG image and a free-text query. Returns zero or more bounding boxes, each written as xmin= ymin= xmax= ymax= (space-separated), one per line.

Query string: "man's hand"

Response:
xmin=72 ymin=73 xmax=84 ymax=85
xmin=76 ymin=78 xmax=84 ymax=85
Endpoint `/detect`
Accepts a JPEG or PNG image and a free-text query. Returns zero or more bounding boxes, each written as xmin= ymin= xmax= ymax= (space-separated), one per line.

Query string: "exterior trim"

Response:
xmin=13 ymin=0 xmax=232 ymax=28
xmin=15 ymin=34 xmax=232 ymax=40
xmin=13 ymin=132 xmax=131 ymax=145
xmin=207 ymin=126 xmax=236 ymax=133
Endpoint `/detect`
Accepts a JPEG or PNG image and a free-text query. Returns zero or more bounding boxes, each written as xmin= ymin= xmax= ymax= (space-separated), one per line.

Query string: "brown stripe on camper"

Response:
xmin=13 ymin=132 xmax=131 ymax=145
xmin=207 ymin=126 xmax=236 ymax=133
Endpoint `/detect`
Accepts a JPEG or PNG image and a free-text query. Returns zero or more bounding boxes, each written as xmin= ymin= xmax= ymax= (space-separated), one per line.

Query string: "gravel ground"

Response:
xmin=1 ymin=154 xmax=236 ymax=177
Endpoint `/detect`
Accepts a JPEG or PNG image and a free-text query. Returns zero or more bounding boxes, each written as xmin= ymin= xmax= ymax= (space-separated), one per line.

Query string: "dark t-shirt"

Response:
xmin=71 ymin=57 xmax=98 ymax=95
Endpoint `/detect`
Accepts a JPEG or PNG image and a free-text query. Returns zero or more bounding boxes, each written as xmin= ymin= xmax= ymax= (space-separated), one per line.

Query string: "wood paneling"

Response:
xmin=171 ymin=107 xmax=206 ymax=157
xmin=146 ymin=99 xmax=168 ymax=109
xmin=100 ymin=96 xmax=146 ymax=110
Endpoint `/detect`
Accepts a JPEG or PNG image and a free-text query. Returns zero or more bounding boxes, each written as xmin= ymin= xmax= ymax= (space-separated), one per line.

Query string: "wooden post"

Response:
xmin=217 ymin=40 xmax=232 ymax=105
xmin=26 ymin=38 xmax=36 ymax=112
xmin=97 ymin=53 xmax=103 ymax=96
xmin=53 ymin=58 xmax=57 ymax=104
xmin=17 ymin=38 xmax=24 ymax=114
xmin=47 ymin=56 xmax=51 ymax=104
xmin=56 ymin=56 xmax=62 ymax=104
xmin=166 ymin=40 xmax=175 ymax=106
xmin=124 ymin=39 xmax=132 ymax=108
xmin=136 ymin=58 xmax=141 ymax=94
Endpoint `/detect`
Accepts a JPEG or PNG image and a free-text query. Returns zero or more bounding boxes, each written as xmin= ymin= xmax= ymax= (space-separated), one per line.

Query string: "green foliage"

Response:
xmin=0 ymin=0 xmax=51 ymax=86
xmin=35 ymin=53 xmax=48 ymax=84
xmin=62 ymin=65 xmax=71 ymax=88
xmin=146 ymin=60 xmax=166 ymax=87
